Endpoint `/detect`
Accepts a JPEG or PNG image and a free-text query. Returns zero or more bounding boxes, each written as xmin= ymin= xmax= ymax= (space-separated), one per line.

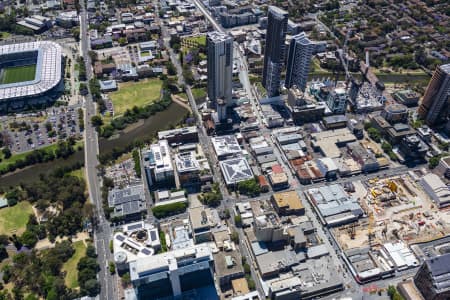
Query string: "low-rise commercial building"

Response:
xmin=256 ymin=249 xmax=298 ymax=278
xmin=212 ymin=135 xmax=242 ymax=160
xmin=108 ymin=184 xmax=147 ymax=220
xmin=398 ymin=134 xmax=429 ymax=162
xmin=214 ymin=250 xmax=245 ymax=287
xmin=158 ymin=126 xmax=199 ymax=145
xmin=17 ymin=15 xmax=52 ymax=33
xmin=436 ymin=156 xmax=450 ymax=178
xmin=420 ymin=173 xmax=450 ymax=208
xmin=189 ymin=205 xmax=220 ymax=243
xmin=253 ymin=211 xmax=285 ymax=243
xmin=269 ymin=172 xmax=289 ymax=190
xmin=219 ymin=157 xmax=254 ymax=186
xmin=113 ymin=221 xmax=160 ymax=272
xmin=287 ymin=87 xmax=326 ymax=125
xmin=311 ymin=128 xmax=357 ymax=158
xmin=346 ymin=142 xmax=379 ymax=173
xmin=305 ymin=184 xmax=364 ymax=226
xmin=271 ymin=191 xmax=305 ymax=216
xmin=393 ymin=89 xmax=420 ymax=107
xmin=381 ymin=103 xmax=409 ymax=124
xmin=323 ymin=115 xmax=348 ymax=129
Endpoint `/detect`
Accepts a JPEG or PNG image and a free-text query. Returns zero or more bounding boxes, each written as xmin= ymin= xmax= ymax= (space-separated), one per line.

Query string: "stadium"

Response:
xmin=0 ymin=41 xmax=63 ymax=113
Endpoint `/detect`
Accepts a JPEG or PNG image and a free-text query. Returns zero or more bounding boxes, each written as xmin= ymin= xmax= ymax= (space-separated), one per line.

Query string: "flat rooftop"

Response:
xmin=305 ymin=184 xmax=363 ymax=226
xmin=211 ymin=135 xmax=242 ymax=159
xmin=175 ymin=151 xmax=200 ymax=173
xmin=220 ymin=157 xmax=253 ymax=185
xmin=272 ymin=191 xmax=303 ymax=210
xmin=311 ymin=128 xmax=356 ymax=158
xmin=213 ymin=250 xmax=244 ymax=280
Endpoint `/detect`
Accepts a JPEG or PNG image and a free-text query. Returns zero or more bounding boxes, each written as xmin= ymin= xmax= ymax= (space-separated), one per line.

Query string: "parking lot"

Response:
xmin=1 ymin=105 xmax=83 ymax=153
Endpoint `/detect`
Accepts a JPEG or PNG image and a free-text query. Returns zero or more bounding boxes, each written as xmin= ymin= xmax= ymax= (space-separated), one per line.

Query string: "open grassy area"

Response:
xmin=109 ymin=79 xmax=162 ymax=116
xmin=191 ymin=87 xmax=206 ymax=100
xmin=0 ymin=201 xmax=34 ymax=235
xmin=184 ymin=35 xmax=206 ymax=47
xmin=62 ymin=241 xmax=87 ymax=288
xmin=0 ymin=32 xmax=11 ymax=39
xmin=0 ymin=64 xmax=37 ymax=84
xmin=69 ymin=168 xmax=85 ymax=180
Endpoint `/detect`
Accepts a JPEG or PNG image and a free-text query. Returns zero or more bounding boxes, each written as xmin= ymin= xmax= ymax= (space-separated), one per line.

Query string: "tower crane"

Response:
xmin=336 ymin=29 xmax=352 ymax=83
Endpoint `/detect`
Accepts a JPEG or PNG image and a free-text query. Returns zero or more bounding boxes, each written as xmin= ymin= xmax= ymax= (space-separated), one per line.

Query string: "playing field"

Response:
xmin=0 ymin=64 xmax=37 ymax=84
xmin=0 ymin=201 xmax=34 ymax=235
xmin=110 ymin=79 xmax=162 ymax=116
xmin=62 ymin=241 xmax=87 ymax=288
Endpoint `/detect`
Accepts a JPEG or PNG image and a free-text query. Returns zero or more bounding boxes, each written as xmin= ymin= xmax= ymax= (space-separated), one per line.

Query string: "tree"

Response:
xmin=77 ymin=257 xmax=99 ymax=272
xmin=5 ymin=190 xmax=19 ymax=206
xmin=86 ymin=244 xmax=97 ymax=258
xmin=429 ymin=156 xmax=440 ymax=169
xmin=167 ymin=61 xmax=177 ymax=76
xmin=231 ymin=231 xmax=239 ymax=244
xmin=71 ymin=28 xmax=80 ymax=41
xmin=0 ymin=245 xmax=8 ymax=262
xmin=237 ymin=179 xmax=260 ymax=196
xmin=121 ymin=272 xmax=131 ymax=287
xmin=84 ymin=279 xmax=100 ymax=296
xmin=0 ymin=235 xmax=9 ymax=246
xmin=367 ymin=127 xmax=381 ymax=142
xmin=109 ymin=261 xmax=116 ymax=274
xmin=234 ymin=215 xmax=242 ymax=227
xmin=20 ymin=230 xmax=38 ymax=248
xmin=2 ymin=148 xmax=11 ymax=159
xmin=118 ymin=37 xmax=127 ymax=46
xmin=381 ymin=142 xmax=392 ymax=153
xmin=182 ymin=65 xmax=194 ymax=85
xmin=151 ymin=202 xmax=188 ymax=218
xmin=91 ymin=115 xmax=103 ymax=128
xmin=132 ymin=149 xmax=141 ymax=178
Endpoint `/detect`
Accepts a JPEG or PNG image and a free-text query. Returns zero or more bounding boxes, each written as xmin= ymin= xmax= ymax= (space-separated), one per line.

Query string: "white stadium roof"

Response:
xmin=0 ymin=41 xmax=62 ymax=101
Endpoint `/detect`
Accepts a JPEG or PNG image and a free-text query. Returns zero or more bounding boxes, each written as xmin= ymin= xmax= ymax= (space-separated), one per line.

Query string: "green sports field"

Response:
xmin=0 ymin=64 xmax=37 ymax=84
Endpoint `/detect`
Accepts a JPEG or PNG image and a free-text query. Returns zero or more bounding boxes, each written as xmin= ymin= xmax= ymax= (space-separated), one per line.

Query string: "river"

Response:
xmin=0 ymin=102 xmax=188 ymax=186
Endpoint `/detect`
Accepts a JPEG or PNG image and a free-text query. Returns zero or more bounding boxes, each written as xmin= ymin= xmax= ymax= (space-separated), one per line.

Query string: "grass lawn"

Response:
xmin=110 ymin=79 xmax=162 ymax=116
xmin=185 ymin=35 xmax=206 ymax=47
xmin=191 ymin=87 xmax=206 ymax=100
xmin=178 ymin=92 xmax=188 ymax=100
xmin=62 ymin=241 xmax=87 ymax=288
xmin=0 ymin=32 xmax=10 ymax=39
xmin=69 ymin=168 xmax=85 ymax=180
xmin=1 ymin=64 xmax=37 ymax=84
xmin=0 ymin=201 xmax=34 ymax=235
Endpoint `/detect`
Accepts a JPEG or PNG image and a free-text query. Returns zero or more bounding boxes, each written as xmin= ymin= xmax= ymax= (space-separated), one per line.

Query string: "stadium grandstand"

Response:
xmin=0 ymin=41 xmax=63 ymax=113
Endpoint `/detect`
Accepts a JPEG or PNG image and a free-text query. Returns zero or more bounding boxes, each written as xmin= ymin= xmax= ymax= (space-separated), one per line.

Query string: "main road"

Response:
xmin=79 ymin=2 xmax=116 ymax=300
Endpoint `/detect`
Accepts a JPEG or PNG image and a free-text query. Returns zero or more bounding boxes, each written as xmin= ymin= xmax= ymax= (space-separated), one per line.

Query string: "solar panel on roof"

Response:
xmin=116 ymin=235 xmax=125 ymax=241
xmin=128 ymin=223 xmax=142 ymax=231
xmin=141 ymin=248 xmax=151 ymax=255
xmin=150 ymin=230 xmax=157 ymax=241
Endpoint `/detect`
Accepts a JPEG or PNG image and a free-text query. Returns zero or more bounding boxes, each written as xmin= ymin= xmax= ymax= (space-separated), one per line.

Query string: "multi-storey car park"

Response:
xmin=0 ymin=41 xmax=63 ymax=113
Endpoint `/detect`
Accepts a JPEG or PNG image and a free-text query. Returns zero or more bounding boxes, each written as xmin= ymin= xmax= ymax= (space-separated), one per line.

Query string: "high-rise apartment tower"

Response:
xmin=418 ymin=64 xmax=450 ymax=126
xmin=285 ymin=32 xmax=315 ymax=92
xmin=262 ymin=6 xmax=288 ymax=98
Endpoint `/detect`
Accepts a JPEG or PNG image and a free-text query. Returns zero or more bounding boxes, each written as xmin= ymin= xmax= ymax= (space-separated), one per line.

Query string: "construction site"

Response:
xmin=331 ymin=174 xmax=450 ymax=283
